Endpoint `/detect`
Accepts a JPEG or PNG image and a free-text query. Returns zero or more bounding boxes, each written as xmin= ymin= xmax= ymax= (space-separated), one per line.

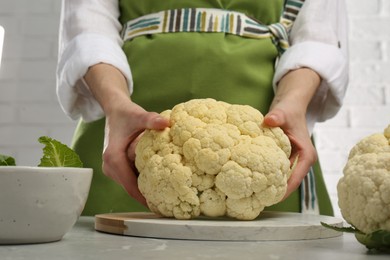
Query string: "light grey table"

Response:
xmin=1 ymin=217 xmax=388 ymax=260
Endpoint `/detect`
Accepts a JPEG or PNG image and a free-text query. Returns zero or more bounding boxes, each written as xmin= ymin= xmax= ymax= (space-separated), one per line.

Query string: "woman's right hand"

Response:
xmin=84 ymin=63 xmax=169 ymax=205
xmin=103 ymin=101 xmax=169 ymax=205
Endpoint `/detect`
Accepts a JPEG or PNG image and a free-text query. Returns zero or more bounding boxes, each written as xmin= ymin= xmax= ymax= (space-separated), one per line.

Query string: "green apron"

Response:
xmin=72 ymin=0 xmax=333 ymax=216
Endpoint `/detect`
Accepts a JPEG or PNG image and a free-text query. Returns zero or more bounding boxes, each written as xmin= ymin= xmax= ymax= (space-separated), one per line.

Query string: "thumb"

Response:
xmin=144 ymin=113 xmax=170 ymax=130
xmin=264 ymin=109 xmax=285 ymax=127
xmin=128 ymin=114 xmax=169 ymax=161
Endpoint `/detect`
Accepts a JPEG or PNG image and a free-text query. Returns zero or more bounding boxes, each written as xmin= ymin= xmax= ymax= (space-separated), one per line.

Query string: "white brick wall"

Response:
xmin=0 ymin=0 xmax=389 ymax=218
xmin=0 ymin=0 xmax=77 ymax=166
xmin=314 ymin=0 xmax=390 ymax=217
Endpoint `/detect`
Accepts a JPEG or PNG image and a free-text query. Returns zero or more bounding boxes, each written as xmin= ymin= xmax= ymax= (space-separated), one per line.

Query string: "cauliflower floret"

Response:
xmin=199 ymin=188 xmax=226 ymax=217
xmin=135 ymin=98 xmax=293 ymax=220
xmin=337 ymin=125 xmax=390 ymax=234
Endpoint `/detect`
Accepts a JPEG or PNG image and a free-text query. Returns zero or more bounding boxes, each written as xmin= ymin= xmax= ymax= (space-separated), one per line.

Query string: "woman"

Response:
xmin=56 ymin=0 xmax=349 ymax=216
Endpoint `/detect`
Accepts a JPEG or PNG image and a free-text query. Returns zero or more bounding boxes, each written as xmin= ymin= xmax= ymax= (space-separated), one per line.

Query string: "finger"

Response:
xmin=102 ymin=140 xmax=147 ymax=204
xmin=118 ymin=167 xmax=147 ymax=206
xmin=282 ymin=148 xmax=316 ymax=200
xmin=127 ymin=134 xmax=142 ymax=162
xmin=103 ymin=153 xmax=147 ymax=206
xmin=282 ymin=159 xmax=310 ymax=200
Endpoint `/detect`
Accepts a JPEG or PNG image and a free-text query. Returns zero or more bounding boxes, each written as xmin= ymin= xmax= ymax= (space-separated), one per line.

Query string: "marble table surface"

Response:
xmin=1 ymin=217 xmax=388 ymax=260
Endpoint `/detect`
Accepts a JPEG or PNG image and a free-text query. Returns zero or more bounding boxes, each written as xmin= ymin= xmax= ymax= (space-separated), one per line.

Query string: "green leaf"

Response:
xmin=355 ymin=230 xmax=390 ymax=253
xmin=321 ymin=222 xmax=390 ymax=253
xmin=38 ymin=136 xmax=83 ymax=168
xmin=0 ymin=155 xmax=16 ymax=166
xmin=320 ymin=222 xmax=361 ymax=234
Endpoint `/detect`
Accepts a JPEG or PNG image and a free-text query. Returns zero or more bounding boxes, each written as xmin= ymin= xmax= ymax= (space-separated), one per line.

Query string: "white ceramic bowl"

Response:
xmin=0 ymin=166 xmax=93 ymax=244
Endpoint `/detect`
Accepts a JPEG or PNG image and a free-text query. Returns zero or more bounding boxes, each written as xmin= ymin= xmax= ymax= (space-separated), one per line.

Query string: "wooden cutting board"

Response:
xmin=95 ymin=211 xmax=343 ymax=241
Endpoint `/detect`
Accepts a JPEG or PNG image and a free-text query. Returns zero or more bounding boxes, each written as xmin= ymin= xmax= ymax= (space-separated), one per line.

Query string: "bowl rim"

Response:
xmin=0 ymin=166 xmax=92 ymax=173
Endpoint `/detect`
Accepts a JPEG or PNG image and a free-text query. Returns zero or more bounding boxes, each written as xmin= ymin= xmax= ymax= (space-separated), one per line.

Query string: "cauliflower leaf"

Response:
xmin=321 ymin=222 xmax=390 ymax=253
xmin=1 ymin=137 xmax=83 ymax=168
xmin=38 ymin=136 xmax=83 ymax=168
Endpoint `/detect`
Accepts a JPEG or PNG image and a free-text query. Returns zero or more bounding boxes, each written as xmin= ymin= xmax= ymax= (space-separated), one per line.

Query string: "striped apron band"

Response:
xmin=122 ymin=8 xmax=273 ymax=40
xmin=300 ymin=167 xmax=320 ymax=214
xmin=122 ymin=1 xmax=305 ymax=55
xmin=281 ymin=0 xmax=306 ymax=25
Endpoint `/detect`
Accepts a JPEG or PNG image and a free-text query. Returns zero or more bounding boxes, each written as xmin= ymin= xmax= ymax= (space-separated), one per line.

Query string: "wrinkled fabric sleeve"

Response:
xmin=56 ymin=0 xmax=132 ymax=122
xmin=273 ymin=0 xmax=349 ymax=132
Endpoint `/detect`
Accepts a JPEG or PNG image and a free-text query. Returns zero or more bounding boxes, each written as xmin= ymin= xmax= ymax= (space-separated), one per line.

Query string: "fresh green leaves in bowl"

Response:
xmin=0 ymin=136 xmax=83 ymax=167
xmin=0 ymin=155 xmax=16 ymax=166
xmin=37 ymin=136 xmax=83 ymax=167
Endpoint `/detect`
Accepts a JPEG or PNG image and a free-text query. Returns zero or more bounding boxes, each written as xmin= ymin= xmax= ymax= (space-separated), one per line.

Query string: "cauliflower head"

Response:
xmin=337 ymin=125 xmax=390 ymax=234
xmin=135 ymin=98 xmax=293 ymax=220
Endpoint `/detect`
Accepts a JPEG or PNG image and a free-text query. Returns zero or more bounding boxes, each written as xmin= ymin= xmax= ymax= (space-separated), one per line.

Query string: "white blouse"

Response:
xmin=56 ymin=0 xmax=349 ymax=132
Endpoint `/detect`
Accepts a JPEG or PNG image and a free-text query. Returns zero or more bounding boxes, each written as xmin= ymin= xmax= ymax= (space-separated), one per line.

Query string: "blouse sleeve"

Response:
xmin=56 ymin=0 xmax=132 ymax=122
xmin=273 ymin=0 xmax=349 ymax=132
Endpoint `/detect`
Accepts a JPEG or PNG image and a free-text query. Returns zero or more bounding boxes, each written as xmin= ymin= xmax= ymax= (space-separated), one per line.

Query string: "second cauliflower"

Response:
xmin=337 ymin=125 xmax=390 ymax=234
xmin=135 ymin=98 xmax=293 ymax=220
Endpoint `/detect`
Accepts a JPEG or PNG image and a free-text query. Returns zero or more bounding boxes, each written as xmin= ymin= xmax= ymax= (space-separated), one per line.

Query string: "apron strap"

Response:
xmin=300 ymin=167 xmax=320 ymax=214
xmin=269 ymin=0 xmax=306 ymax=53
xmin=122 ymin=1 xmax=306 ymax=55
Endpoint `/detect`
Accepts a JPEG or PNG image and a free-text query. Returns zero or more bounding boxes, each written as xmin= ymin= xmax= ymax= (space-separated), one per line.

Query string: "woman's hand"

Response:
xmin=103 ymin=101 xmax=169 ymax=205
xmin=264 ymin=68 xmax=321 ymax=199
xmin=84 ymin=63 xmax=169 ymax=205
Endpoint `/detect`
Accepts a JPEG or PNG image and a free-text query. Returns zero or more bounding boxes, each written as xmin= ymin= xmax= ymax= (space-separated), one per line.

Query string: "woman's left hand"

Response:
xmin=264 ymin=68 xmax=321 ymax=199
xmin=264 ymin=104 xmax=317 ymax=199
